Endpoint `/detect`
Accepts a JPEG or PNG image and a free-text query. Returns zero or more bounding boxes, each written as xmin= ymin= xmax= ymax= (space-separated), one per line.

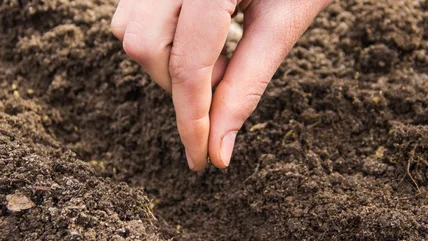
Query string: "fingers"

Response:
xmin=111 ymin=0 xmax=136 ymax=41
xmin=209 ymin=0 xmax=332 ymax=168
xmin=120 ymin=0 xmax=182 ymax=91
xmin=170 ymin=0 xmax=235 ymax=170
xmin=111 ymin=0 xmax=228 ymax=92
xmin=212 ymin=55 xmax=229 ymax=88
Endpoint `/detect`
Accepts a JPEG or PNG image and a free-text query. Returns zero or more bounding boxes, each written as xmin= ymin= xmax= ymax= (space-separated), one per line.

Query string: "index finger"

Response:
xmin=170 ymin=0 xmax=236 ymax=170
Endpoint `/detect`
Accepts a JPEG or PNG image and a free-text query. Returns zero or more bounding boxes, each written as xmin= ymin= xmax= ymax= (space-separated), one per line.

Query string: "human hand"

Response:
xmin=111 ymin=0 xmax=332 ymax=171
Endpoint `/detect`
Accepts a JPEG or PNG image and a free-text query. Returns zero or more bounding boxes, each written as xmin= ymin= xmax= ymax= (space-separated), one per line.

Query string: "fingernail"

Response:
xmin=220 ymin=132 xmax=237 ymax=167
xmin=185 ymin=149 xmax=195 ymax=170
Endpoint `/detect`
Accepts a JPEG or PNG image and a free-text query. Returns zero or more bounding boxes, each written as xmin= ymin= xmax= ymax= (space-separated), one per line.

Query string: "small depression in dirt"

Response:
xmin=1 ymin=0 xmax=428 ymax=240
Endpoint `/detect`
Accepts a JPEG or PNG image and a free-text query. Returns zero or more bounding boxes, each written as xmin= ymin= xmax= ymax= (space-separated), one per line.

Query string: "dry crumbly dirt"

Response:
xmin=1 ymin=0 xmax=428 ymax=240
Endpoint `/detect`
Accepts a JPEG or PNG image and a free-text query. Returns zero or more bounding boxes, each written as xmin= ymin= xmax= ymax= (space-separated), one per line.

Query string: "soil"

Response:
xmin=1 ymin=0 xmax=428 ymax=240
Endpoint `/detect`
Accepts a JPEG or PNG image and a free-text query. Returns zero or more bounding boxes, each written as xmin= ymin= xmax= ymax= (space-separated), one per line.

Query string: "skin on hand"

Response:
xmin=111 ymin=0 xmax=332 ymax=171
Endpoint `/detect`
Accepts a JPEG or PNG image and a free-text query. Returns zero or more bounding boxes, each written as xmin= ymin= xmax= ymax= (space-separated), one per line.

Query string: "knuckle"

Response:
xmin=122 ymin=33 xmax=153 ymax=65
xmin=221 ymin=79 xmax=268 ymax=122
xmin=169 ymin=47 xmax=212 ymax=86
xmin=176 ymin=115 xmax=210 ymax=146
xmin=244 ymin=81 xmax=269 ymax=114
xmin=246 ymin=91 xmax=264 ymax=108
xmin=177 ymin=115 xmax=208 ymax=134
xmin=122 ymin=34 xmax=141 ymax=59
xmin=212 ymin=0 xmax=237 ymax=15
xmin=248 ymin=78 xmax=269 ymax=100
xmin=111 ymin=27 xmax=123 ymax=40
xmin=169 ymin=48 xmax=204 ymax=87
xmin=122 ymin=20 xmax=152 ymax=62
xmin=237 ymin=93 xmax=261 ymax=122
xmin=110 ymin=19 xmax=124 ymax=39
xmin=223 ymin=0 xmax=238 ymax=14
xmin=225 ymin=97 xmax=253 ymax=123
xmin=169 ymin=48 xmax=187 ymax=81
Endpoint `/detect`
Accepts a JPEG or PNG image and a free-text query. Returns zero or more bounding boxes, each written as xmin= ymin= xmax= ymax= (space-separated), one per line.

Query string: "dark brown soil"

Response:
xmin=1 ymin=0 xmax=428 ymax=240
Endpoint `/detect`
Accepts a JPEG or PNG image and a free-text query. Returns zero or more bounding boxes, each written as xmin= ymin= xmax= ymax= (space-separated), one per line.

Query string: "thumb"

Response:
xmin=208 ymin=0 xmax=331 ymax=168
